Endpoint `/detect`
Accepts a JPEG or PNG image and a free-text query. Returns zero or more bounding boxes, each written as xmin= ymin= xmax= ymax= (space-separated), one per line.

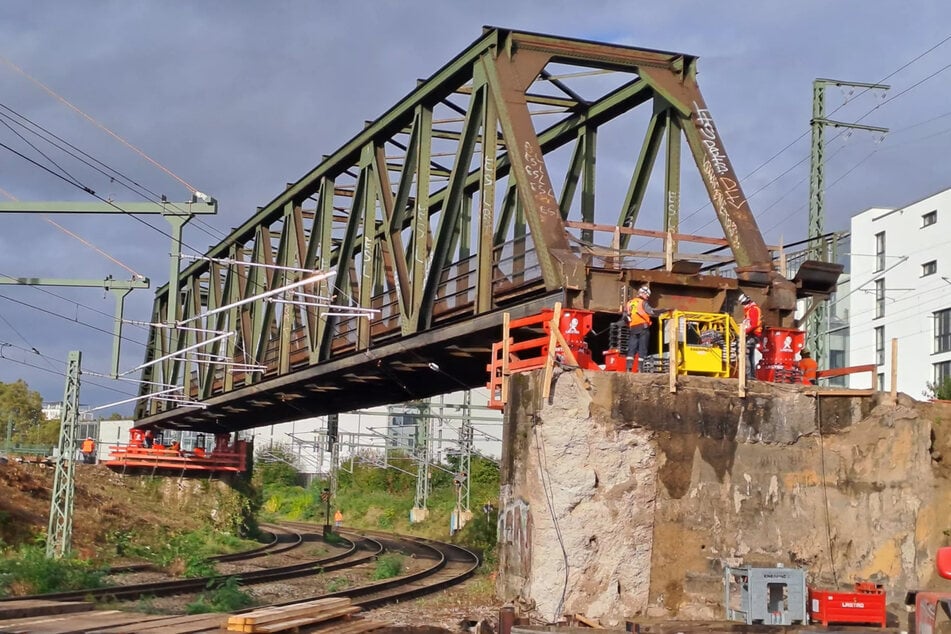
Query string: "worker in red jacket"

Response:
xmin=739 ymin=292 xmax=762 ymax=379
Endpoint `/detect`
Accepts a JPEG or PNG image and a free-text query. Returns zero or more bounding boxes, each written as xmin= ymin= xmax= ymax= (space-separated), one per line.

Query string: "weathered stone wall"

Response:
xmin=497 ymin=370 xmax=951 ymax=625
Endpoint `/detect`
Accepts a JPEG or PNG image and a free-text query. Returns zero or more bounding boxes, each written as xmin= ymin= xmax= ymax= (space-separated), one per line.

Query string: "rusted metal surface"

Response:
xmin=134 ymin=28 xmax=831 ymax=431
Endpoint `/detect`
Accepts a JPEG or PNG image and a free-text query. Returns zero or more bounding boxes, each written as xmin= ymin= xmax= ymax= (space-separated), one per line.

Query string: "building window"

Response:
xmin=874 ymin=231 xmax=885 ymax=272
xmin=936 ymin=360 xmax=951 ymax=385
xmin=923 ymin=210 xmax=937 ymax=227
xmin=877 ymin=373 xmax=885 ymax=392
xmin=875 ymin=326 xmax=885 ymax=366
xmin=828 ymin=349 xmax=846 ymax=387
xmin=875 ymin=278 xmax=885 ymax=318
xmin=936 ymin=308 xmax=951 ymax=354
xmin=922 ymin=260 xmax=937 ymax=277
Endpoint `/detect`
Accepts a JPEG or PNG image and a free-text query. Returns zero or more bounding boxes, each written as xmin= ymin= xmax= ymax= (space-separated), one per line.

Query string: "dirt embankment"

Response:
xmin=0 ymin=461 xmax=237 ymax=558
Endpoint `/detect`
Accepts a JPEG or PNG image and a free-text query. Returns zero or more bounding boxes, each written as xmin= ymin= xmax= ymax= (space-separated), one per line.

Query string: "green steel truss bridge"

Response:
xmin=132 ymin=27 xmax=836 ymax=433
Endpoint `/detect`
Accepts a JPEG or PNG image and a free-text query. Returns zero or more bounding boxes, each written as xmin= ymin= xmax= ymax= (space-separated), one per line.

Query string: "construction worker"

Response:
xmin=80 ymin=436 xmax=96 ymax=464
xmin=334 ymin=509 xmax=343 ymax=527
xmin=624 ymin=286 xmax=670 ymax=372
xmin=738 ymin=292 xmax=762 ymax=379
xmin=798 ymin=349 xmax=818 ymax=385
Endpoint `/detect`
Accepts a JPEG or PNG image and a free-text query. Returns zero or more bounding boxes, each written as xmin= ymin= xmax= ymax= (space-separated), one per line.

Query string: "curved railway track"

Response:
xmin=103 ymin=521 xmax=301 ymax=575
xmin=0 ymin=523 xmax=478 ymax=612
xmin=0 ymin=524 xmax=373 ymax=603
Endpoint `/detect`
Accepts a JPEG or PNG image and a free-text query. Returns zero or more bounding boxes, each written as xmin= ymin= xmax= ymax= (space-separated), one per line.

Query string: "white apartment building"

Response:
xmin=848 ymin=187 xmax=951 ymax=397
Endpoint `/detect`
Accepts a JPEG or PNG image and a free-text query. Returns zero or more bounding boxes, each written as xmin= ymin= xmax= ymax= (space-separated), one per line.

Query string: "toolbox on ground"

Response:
xmin=808 ymin=582 xmax=886 ymax=627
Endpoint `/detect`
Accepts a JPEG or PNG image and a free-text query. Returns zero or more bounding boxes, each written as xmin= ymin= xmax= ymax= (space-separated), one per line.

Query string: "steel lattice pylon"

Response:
xmin=134 ymin=28 xmax=823 ymax=433
xmin=47 ymin=350 xmax=81 ymax=559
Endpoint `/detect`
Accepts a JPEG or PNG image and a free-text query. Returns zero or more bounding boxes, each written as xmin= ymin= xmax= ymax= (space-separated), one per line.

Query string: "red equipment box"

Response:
xmin=808 ymin=582 xmax=886 ymax=627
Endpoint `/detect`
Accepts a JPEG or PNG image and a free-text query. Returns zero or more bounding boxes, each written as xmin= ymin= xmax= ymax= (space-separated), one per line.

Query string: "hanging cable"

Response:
xmin=0 ymin=292 xmax=147 ymax=347
xmin=0 ymin=54 xmax=199 ymax=195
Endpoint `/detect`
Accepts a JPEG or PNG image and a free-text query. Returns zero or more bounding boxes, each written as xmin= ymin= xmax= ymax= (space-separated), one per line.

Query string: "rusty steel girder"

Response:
xmin=134 ymin=27 xmax=806 ymax=430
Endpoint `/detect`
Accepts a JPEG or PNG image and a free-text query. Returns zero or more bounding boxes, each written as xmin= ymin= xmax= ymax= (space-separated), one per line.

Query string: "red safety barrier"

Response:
xmin=486 ymin=306 xmax=598 ymax=410
xmin=105 ymin=441 xmax=248 ymax=473
xmin=808 ymin=583 xmax=886 ymax=627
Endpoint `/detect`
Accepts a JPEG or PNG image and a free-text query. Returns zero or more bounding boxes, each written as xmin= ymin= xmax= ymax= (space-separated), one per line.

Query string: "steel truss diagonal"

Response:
xmin=136 ymin=27 xmax=809 ymax=432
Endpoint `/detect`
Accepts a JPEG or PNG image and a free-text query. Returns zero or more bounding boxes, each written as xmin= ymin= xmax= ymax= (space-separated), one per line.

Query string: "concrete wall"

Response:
xmin=497 ymin=370 xmax=951 ymax=625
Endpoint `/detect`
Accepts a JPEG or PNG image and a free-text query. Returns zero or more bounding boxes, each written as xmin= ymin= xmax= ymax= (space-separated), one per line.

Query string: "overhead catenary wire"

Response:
xmin=0 ymin=54 xmax=199 ymax=195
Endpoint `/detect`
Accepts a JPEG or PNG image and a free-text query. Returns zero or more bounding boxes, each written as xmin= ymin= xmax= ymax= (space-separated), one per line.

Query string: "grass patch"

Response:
xmin=326 ymin=576 xmax=349 ymax=592
xmin=185 ymin=577 xmax=255 ymax=614
xmin=373 ymin=553 xmax=404 ymax=579
xmin=0 ymin=545 xmax=104 ymax=596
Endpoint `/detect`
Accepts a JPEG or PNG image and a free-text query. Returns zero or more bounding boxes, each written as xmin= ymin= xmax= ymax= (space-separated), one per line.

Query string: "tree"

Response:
xmin=926 ymin=377 xmax=951 ymax=401
xmin=0 ymin=380 xmax=44 ymax=446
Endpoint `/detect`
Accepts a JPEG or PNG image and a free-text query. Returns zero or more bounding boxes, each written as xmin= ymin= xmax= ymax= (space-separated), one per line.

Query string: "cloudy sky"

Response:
xmin=1 ymin=1 xmax=949 ymax=411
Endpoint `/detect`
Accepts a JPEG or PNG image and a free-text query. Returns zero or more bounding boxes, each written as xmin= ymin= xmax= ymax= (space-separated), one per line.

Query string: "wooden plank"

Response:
xmin=89 ymin=612 xmax=225 ymax=633
xmin=573 ymin=613 xmax=604 ymax=628
xmin=230 ymin=598 xmax=352 ymax=627
xmin=816 ymin=389 xmax=876 ymax=397
xmin=0 ymin=610 xmax=130 ymax=634
xmin=247 ymin=607 xmax=361 ymax=633
xmin=0 ymin=600 xmax=94 ymax=620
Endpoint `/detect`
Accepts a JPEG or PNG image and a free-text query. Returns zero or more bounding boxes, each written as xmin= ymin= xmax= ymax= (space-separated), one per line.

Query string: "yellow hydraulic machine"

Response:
xmin=656 ymin=310 xmax=741 ymax=378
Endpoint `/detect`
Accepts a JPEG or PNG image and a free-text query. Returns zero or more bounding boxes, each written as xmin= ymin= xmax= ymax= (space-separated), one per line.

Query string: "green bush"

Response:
xmin=373 ymin=553 xmax=404 ymax=579
xmin=185 ymin=576 xmax=254 ymax=614
xmin=326 ymin=576 xmax=349 ymax=592
xmin=0 ymin=545 xmax=104 ymax=596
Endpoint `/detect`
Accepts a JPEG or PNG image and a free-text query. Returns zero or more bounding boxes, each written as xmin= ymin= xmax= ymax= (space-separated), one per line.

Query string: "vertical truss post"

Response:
xmin=477 ymin=68 xmax=497 ymax=314
xmin=665 ymin=112 xmax=682 ymax=260
xmin=47 ymin=350 xmax=81 ymax=559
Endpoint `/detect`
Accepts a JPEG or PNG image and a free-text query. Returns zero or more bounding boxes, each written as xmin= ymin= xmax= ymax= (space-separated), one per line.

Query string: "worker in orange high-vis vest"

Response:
xmin=624 ymin=286 xmax=670 ymax=372
xmin=739 ymin=292 xmax=762 ymax=379
xmin=80 ymin=436 xmax=96 ymax=464
xmin=798 ymin=349 xmax=818 ymax=385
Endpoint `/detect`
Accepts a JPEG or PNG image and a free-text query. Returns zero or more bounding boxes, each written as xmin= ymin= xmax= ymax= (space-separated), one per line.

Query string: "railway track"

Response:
xmin=103 ymin=521 xmax=302 ymax=575
xmin=0 ymin=523 xmax=478 ymax=610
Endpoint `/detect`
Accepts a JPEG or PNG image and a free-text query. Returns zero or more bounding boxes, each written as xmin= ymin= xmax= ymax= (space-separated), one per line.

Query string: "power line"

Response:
xmin=0 ymin=54 xmax=199 ymax=195
xmin=0 ymin=292 xmax=147 ymax=348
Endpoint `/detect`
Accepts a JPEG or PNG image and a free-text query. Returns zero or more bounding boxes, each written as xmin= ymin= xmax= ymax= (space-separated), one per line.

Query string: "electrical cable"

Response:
xmin=0 ymin=312 xmax=56 ymax=371
xmin=0 ymin=292 xmax=147 ymax=347
xmin=0 ymin=270 xmax=151 ymax=334
xmin=815 ymin=395 xmax=838 ymax=586
xmin=0 ymin=352 xmax=136 ymax=398
xmin=530 ymin=379 xmax=569 ymax=621
xmin=0 ymin=54 xmax=199 ymax=195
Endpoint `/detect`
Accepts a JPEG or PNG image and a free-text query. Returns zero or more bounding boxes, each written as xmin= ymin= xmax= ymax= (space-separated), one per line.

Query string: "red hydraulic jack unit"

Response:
xmin=808 ymin=582 xmax=886 ymax=627
xmin=756 ymin=327 xmax=806 ymax=383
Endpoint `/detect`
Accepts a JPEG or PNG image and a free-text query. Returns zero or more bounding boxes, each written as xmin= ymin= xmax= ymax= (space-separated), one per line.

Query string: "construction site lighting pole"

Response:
xmin=809 ymin=78 xmax=888 ymax=365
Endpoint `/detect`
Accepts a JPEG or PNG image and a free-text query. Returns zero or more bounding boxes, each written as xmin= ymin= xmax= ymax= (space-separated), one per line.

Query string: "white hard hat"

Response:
xmin=738 ymin=292 xmax=751 ymax=304
xmin=637 ymin=286 xmax=651 ymax=297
